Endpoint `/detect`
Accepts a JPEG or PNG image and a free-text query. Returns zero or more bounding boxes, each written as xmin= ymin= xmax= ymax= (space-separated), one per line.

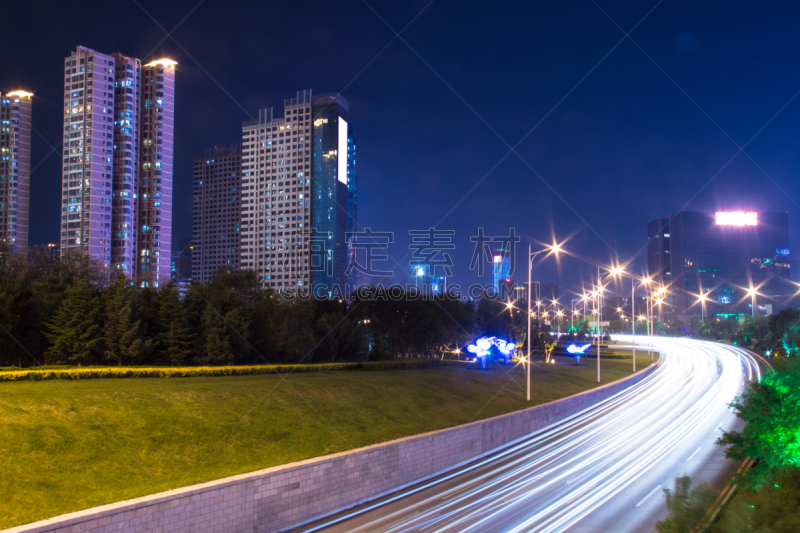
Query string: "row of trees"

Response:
xmin=0 ymin=246 xmax=556 ymax=368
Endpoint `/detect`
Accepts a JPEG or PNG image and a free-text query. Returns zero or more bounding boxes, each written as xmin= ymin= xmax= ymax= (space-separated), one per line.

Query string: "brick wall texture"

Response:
xmin=6 ymin=364 xmax=655 ymax=533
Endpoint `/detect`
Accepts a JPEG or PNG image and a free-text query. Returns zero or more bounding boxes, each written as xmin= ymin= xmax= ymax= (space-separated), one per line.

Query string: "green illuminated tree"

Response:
xmin=718 ymin=357 xmax=800 ymax=489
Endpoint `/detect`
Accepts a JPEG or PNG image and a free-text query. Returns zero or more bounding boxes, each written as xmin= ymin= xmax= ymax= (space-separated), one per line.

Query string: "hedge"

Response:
xmin=0 ymin=359 xmax=444 ymax=382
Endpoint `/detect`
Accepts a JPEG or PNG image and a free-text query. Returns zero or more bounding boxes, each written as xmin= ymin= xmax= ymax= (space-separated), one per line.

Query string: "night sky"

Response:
xmin=4 ymin=0 xmax=800 ymax=296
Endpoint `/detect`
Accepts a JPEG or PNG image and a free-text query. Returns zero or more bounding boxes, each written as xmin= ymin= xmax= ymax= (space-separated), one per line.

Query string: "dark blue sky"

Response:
xmin=4 ymin=0 xmax=800 ymax=296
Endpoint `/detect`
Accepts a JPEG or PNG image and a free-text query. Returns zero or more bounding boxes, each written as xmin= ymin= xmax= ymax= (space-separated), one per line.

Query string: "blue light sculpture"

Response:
xmin=467 ymin=336 xmax=517 ymax=369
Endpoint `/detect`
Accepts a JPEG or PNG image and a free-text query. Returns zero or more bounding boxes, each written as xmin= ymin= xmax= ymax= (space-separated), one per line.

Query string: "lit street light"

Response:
xmin=698 ymin=292 xmax=707 ymax=323
xmin=526 ymin=243 xmax=561 ymax=402
xmin=748 ymin=286 xmax=757 ymax=317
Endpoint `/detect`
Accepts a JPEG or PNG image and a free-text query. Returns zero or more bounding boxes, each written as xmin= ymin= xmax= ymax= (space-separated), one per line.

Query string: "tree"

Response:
xmin=718 ymin=357 xmax=800 ymax=490
xmin=196 ymin=303 xmax=231 ymax=365
xmin=103 ymin=274 xmax=150 ymax=365
xmin=44 ymin=279 xmax=105 ymax=364
xmin=155 ymin=282 xmax=192 ymax=365
xmin=655 ymin=476 xmax=716 ymax=533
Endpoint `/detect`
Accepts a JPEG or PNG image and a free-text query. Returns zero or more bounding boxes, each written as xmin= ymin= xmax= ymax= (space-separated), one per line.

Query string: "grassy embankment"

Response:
xmin=0 ymin=352 xmax=653 ymax=528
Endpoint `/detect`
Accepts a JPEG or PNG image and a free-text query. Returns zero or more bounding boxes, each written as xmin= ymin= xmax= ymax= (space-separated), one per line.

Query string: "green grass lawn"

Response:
xmin=0 ymin=353 xmax=654 ymax=528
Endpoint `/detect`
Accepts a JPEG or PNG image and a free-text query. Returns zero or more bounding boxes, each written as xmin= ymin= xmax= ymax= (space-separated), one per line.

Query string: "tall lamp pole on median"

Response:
xmin=698 ymin=292 xmax=707 ymax=325
xmin=748 ymin=286 xmax=757 ymax=317
xmin=631 ymin=276 xmax=652 ymax=373
xmin=527 ymin=243 xmax=560 ymax=402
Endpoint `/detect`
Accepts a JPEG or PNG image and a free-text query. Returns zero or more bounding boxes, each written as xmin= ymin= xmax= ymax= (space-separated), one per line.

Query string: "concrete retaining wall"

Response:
xmin=6 ymin=363 xmax=658 ymax=533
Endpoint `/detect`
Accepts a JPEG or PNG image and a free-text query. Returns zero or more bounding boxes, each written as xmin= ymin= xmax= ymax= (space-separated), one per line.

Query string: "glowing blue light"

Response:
xmin=466 ymin=336 xmax=517 ymax=360
xmin=566 ymin=343 xmax=592 ymax=355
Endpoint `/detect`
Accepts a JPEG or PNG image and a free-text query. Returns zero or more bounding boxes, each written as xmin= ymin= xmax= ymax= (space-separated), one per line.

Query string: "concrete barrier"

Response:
xmin=5 ymin=362 xmax=658 ymax=533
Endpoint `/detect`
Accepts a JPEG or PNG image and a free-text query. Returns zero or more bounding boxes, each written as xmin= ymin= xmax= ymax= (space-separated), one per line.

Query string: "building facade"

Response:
xmin=0 ymin=90 xmax=32 ymax=255
xmin=109 ymin=53 xmax=140 ymax=275
xmin=192 ymin=145 xmax=242 ymax=283
xmin=59 ymin=46 xmax=176 ymax=287
xmin=239 ymin=90 xmax=357 ymax=297
xmin=137 ymin=59 xmax=176 ymax=286
xmin=648 ymin=211 xmax=792 ymax=315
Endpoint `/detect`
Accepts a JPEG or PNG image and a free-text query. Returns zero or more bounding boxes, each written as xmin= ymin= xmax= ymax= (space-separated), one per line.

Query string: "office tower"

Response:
xmin=491 ymin=249 xmax=511 ymax=298
xmin=60 ymin=46 xmax=176 ymax=287
xmin=0 ymin=90 xmax=32 ymax=255
xmin=192 ymin=145 xmax=242 ymax=283
xmin=648 ymin=211 xmax=791 ymax=315
xmin=137 ymin=59 xmax=176 ymax=286
xmin=646 ymin=217 xmax=671 ymax=288
xmin=240 ymin=90 xmax=356 ymax=297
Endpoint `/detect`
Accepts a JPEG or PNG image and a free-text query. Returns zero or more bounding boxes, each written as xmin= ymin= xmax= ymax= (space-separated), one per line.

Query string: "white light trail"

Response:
xmin=304 ymin=337 xmax=762 ymax=533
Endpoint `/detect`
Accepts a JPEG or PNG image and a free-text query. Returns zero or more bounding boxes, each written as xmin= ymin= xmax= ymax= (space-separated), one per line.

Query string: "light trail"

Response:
xmin=296 ymin=338 xmax=760 ymax=533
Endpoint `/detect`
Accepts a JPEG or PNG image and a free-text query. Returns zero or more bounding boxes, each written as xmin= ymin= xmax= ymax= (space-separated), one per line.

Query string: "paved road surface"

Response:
xmin=293 ymin=337 xmax=763 ymax=533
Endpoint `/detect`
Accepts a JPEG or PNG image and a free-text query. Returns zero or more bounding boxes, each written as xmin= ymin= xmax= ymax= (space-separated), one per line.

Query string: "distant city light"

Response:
xmin=493 ymin=255 xmax=503 ymax=263
xmin=715 ymin=211 xmax=757 ymax=226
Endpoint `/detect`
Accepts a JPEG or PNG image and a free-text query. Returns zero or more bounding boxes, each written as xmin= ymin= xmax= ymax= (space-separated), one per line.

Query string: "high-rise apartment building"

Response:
xmin=137 ymin=59 xmax=176 ymax=286
xmin=239 ymin=90 xmax=357 ymax=297
xmin=192 ymin=145 xmax=242 ymax=283
xmin=0 ymin=90 xmax=32 ymax=255
xmin=60 ymin=46 xmax=176 ymax=287
xmin=109 ymin=53 xmax=140 ymax=274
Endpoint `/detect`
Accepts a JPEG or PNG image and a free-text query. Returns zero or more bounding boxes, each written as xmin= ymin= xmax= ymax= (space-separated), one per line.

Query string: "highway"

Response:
xmin=293 ymin=337 xmax=764 ymax=533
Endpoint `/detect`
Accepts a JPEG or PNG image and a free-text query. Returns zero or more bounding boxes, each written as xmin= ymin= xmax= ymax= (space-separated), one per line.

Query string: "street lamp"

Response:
xmin=526 ymin=243 xmax=560 ymax=402
xmin=622 ymin=274 xmax=649 ymax=373
xmin=697 ymin=292 xmax=707 ymax=323
xmin=748 ymin=286 xmax=757 ymax=317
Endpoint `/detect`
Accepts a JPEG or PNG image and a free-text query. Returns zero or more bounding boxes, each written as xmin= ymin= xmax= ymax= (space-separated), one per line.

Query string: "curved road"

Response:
xmin=293 ymin=337 xmax=764 ymax=533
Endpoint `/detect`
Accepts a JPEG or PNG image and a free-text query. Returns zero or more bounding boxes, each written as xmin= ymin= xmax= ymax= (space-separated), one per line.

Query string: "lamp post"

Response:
xmin=571 ymin=299 xmax=576 ymax=333
xmin=748 ymin=287 xmax=757 ymax=317
xmin=526 ymin=243 xmax=560 ymax=402
xmin=623 ymin=276 xmax=651 ymax=373
xmin=648 ymin=290 xmax=653 ymax=360
xmin=595 ymin=266 xmax=603 ymax=383
xmin=698 ymin=292 xmax=707 ymax=324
